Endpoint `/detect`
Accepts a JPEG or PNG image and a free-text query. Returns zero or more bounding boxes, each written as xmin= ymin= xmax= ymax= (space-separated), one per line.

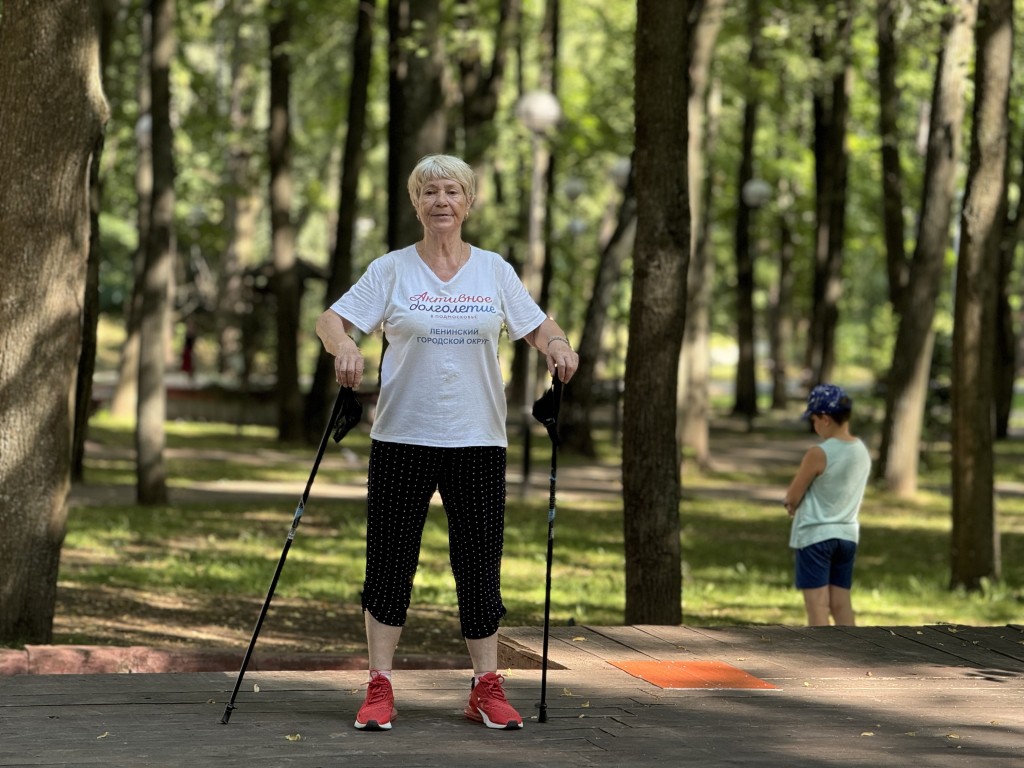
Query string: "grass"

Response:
xmin=55 ymin=408 xmax=1024 ymax=654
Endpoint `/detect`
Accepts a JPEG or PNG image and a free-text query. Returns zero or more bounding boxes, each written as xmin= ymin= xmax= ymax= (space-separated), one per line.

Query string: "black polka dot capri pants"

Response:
xmin=361 ymin=440 xmax=508 ymax=640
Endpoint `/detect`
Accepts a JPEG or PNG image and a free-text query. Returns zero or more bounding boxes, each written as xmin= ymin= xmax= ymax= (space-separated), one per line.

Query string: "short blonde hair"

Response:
xmin=407 ymin=154 xmax=476 ymax=208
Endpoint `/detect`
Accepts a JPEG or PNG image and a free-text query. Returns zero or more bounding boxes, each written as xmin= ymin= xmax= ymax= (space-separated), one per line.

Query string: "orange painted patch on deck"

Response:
xmin=609 ymin=660 xmax=777 ymax=690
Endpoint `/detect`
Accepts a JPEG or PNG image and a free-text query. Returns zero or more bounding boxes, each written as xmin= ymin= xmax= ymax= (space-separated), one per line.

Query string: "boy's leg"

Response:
xmin=801 ymin=587 xmax=831 ymax=626
xmin=827 ymin=540 xmax=857 ymax=625
xmin=828 ymin=586 xmax=855 ymax=626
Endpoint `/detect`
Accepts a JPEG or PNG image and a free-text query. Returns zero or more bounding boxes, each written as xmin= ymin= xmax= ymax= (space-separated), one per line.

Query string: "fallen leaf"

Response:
xmin=581 ymin=700 xmax=591 ymax=708
xmin=865 ymin=671 xmax=873 ymax=677
xmin=802 ymin=681 xmax=811 ymax=687
xmin=285 ymin=734 xmax=302 ymax=742
xmin=561 ymin=687 xmax=574 ymax=697
xmin=946 ymin=733 xmax=961 ymax=740
xmin=860 ymin=732 xmax=874 ymax=737
xmin=253 ymin=683 xmax=260 ymax=693
xmin=572 ymin=636 xmax=586 ymax=642
xmin=903 ymin=731 xmax=918 ymax=736
xmin=97 ymin=732 xmax=110 ymax=740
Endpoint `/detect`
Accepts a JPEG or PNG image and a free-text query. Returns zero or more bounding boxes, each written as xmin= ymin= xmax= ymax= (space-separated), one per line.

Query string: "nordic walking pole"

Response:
xmin=220 ymin=386 xmax=362 ymax=724
xmin=531 ymin=374 xmax=563 ymax=724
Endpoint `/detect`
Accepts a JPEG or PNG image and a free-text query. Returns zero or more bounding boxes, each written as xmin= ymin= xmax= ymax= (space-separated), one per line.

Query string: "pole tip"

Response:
xmin=220 ymin=705 xmax=234 ymax=724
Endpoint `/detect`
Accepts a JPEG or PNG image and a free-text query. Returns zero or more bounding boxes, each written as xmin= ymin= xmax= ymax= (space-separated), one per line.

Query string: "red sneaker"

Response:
xmin=464 ymin=672 xmax=524 ymax=729
xmin=354 ymin=671 xmax=396 ymax=730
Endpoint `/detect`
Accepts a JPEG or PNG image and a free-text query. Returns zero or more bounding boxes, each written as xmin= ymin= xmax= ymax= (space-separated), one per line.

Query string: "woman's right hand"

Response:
xmin=317 ymin=310 xmax=364 ymax=389
xmin=333 ymin=339 xmax=364 ymax=390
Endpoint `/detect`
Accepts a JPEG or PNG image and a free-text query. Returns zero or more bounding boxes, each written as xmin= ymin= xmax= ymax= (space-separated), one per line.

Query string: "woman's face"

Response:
xmin=414 ymin=176 xmax=469 ymax=235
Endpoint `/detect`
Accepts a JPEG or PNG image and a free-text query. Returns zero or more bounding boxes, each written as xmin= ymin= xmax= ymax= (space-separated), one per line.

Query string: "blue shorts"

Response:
xmin=794 ymin=539 xmax=857 ymax=590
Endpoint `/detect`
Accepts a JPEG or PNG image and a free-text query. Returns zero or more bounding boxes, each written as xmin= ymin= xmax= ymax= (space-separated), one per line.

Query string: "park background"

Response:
xmin=1 ymin=0 xmax=1022 ymax=655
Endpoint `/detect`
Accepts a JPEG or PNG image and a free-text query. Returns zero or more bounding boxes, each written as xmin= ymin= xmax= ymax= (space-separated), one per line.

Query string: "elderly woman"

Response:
xmin=317 ymin=154 xmax=578 ymax=731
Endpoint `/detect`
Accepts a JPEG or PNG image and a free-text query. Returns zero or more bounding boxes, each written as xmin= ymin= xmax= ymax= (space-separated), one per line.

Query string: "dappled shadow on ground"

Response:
xmin=54 ymin=582 xmax=470 ymax=658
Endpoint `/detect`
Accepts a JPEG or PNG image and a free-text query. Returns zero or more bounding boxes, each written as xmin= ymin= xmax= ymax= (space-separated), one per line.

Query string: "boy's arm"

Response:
xmin=783 ymin=446 xmax=826 ymax=517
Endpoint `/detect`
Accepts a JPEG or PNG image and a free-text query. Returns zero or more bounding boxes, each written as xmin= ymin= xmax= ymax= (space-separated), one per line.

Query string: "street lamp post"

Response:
xmin=515 ymin=90 xmax=561 ymax=491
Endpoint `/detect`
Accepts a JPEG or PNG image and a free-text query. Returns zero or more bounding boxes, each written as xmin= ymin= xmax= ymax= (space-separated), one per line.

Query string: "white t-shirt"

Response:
xmin=331 ymin=244 xmax=547 ymax=447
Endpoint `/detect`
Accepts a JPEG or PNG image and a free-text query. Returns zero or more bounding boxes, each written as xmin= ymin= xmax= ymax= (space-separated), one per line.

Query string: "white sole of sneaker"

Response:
xmin=467 ymin=708 xmax=523 ymax=730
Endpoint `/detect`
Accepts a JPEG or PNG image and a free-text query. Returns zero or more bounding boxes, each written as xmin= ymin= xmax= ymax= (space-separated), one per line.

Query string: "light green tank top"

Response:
xmin=789 ymin=437 xmax=871 ymax=549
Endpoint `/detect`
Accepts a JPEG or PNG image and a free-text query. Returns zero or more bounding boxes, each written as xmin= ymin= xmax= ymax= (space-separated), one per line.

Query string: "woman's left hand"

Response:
xmin=546 ymin=339 xmax=579 ymax=383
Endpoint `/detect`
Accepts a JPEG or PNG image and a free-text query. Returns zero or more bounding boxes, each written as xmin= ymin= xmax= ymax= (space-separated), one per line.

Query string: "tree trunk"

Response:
xmin=458 ymin=0 xmax=519 ymax=178
xmin=306 ymin=0 xmax=377 ymax=441
xmin=110 ymin=6 xmax=153 ymax=419
xmin=731 ymin=0 xmax=762 ymax=426
xmin=0 ymin=0 xmax=109 ymax=643
xmin=560 ymin=168 xmax=636 ymax=457
xmin=387 ymin=0 xmax=446 ymax=251
xmin=877 ymin=0 xmax=909 ymax=309
xmin=217 ymin=0 xmax=260 ymax=380
xmin=993 ymin=119 xmax=1023 ymax=439
xmin=72 ymin=0 xmax=115 ymax=481
xmin=623 ymin=0 xmax=689 ymax=626
xmin=269 ymin=0 xmax=304 ymax=442
xmin=950 ymin=0 xmax=1010 ymax=591
xmin=678 ymin=0 xmax=724 ymax=466
xmin=769 ymin=181 xmax=795 ymax=411
xmin=807 ymin=0 xmax=852 ymax=387
xmin=875 ymin=0 xmax=976 ymax=496
xmin=136 ymin=0 xmax=176 ymax=505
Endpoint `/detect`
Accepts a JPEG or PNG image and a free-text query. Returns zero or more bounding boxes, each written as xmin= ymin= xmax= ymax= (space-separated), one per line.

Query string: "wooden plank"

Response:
xmin=930 ymin=625 xmax=1024 ymax=666
xmin=886 ymin=626 xmax=1024 ymax=670
xmin=584 ymin=624 xmax=707 ymax=660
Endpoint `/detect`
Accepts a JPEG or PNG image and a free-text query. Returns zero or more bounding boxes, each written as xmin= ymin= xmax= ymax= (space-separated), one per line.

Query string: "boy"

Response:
xmin=784 ymin=384 xmax=871 ymax=626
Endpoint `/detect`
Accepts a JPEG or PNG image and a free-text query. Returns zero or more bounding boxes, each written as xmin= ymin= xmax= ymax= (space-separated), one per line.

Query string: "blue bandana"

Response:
xmin=803 ymin=384 xmax=851 ymax=418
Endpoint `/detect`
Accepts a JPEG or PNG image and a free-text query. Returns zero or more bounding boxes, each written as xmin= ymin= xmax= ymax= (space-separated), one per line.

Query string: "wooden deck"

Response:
xmin=2 ymin=624 xmax=1022 ymax=767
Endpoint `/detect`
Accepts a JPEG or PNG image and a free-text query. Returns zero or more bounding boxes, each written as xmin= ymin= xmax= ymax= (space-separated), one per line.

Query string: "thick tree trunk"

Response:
xmin=0 ymin=0 xmax=108 ymax=643
xmin=136 ymin=0 xmax=176 ymax=505
xmin=950 ymin=0 xmax=1011 ymax=590
xmin=623 ymin=0 xmax=689 ymax=626
xmin=269 ymin=0 xmax=304 ymax=442
xmin=875 ymin=0 xmax=976 ymax=496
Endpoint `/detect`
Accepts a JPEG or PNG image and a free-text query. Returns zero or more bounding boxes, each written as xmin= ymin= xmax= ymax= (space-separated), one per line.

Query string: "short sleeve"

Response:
xmin=330 ymin=256 xmax=391 ymax=334
xmin=497 ymin=260 xmax=546 ymax=340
